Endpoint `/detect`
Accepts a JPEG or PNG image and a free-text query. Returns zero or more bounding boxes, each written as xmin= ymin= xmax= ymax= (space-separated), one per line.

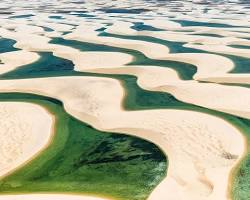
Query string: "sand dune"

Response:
xmin=0 ymin=76 xmax=245 ymax=200
xmin=0 ymin=30 xmax=247 ymax=121
xmin=0 ymin=102 xmax=53 ymax=178
xmin=185 ymin=43 xmax=250 ymax=58
xmin=0 ymin=24 xmax=246 ymax=86
xmin=0 ymin=9 xmax=249 ymax=200
xmin=0 ymin=50 xmax=39 ymax=75
xmin=64 ymin=24 xmax=170 ymax=59
xmin=105 ymin=21 xmax=250 ymax=46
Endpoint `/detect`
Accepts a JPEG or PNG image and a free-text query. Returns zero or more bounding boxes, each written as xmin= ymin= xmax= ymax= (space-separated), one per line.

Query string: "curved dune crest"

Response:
xmin=0 ymin=50 xmax=39 ymax=75
xmin=74 ymin=51 xmax=133 ymax=70
xmin=105 ymin=20 xmax=250 ymax=46
xmin=0 ymin=76 xmax=245 ymax=200
xmin=0 ymin=102 xmax=53 ymax=178
xmin=0 ymin=4 xmax=250 ymax=199
xmin=0 ymin=24 xmax=246 ymax=86
xmin=185 ymin=43 xmax=250 ymax=58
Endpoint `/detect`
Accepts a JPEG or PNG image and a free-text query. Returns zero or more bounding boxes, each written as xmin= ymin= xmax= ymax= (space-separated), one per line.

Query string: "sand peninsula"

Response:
xmin=0 ymin=76 xmax=245 ymax=200
xmin=0 ymin=102 xmax=53 ymax=178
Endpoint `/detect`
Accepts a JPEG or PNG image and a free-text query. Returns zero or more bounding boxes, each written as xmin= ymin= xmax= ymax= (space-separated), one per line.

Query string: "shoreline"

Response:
xmin=0 ymin=102 xmax=56 ymax=180
xmin=0 ymin=12 xmax=249 ymax=200
xmin=227 ymin=125 xmax=249 ymax=200
xmin=0 ymin=77 xmax=245 ymax=200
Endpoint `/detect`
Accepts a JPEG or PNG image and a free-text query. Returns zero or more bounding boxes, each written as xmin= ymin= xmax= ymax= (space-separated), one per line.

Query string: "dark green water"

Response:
xmin=49 ymin=15 xmax=64 ymax=19
xmin=1 ymin=35 xmax=250 ymax=200
xmin=190 ymin=33 xmax=225 ymax=38
xmin=229 ymin=44 xmax=250 ymax=49
xmin=99 ymin=32 xmax=205 ymax=54
xmin=97 ymin=8 xmax=150 ymax=14
xmin=0 ymin=52 xmax=74 ymax=78
xmin=173 ymin=19 xmax=246 ymax=28
xmin=41 ymin=26 xmax=54 ymax=32
xmin=9 ymin=14 xmax=34 ymax=19
xmin=49 ymin=37 xmax=197 ymax=80
xmin=70 ymin=13 xmax=95 ymax=18
xmin=132 ymin=22 xmax=164 ymax=31
xmin=0 ymin=93 xmax=166 ymax=200
xmin=98 ymin=32 xmax=250 ymax=74
xmin=0 ymin=38 xmax=19 ymax=53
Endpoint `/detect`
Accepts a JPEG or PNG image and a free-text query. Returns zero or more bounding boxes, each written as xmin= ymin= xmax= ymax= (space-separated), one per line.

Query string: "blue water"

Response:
xmin=132 ymin=22 xmax=164 ymax=31
xmin=70 ymin=13 xmax=95 ymax=18
xmin=9 ymin=14 xmax=34 ymax=19
xmin=49 ymin=15 xmax=64 ymax=19
xmin=97 ymin=8 xmax=151 ymax=14
xmin=174 ymin=20 xmax=246 ymax=28
xmin=0 ymin=38 xmax=19 ymax=53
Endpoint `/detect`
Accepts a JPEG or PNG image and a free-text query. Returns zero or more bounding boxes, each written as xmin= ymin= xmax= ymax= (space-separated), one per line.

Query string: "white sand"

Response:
xmin=61 ymin=24 xmax=244 ymax=82
xmin=0 ymin=102 xmax=53 ymax=178
xmin=64 ymin=24 xmax=170 ymax=59
xmin=185 ymin=43 xmax=250 ymax=58
xmin=105 ymin=21 xmax=250 ymax=46
xmin=0 ymin=50 xmax=39 ymax=75
xmin=0 ymin=10 xmax=249 ymax=200
xmin=1 ymin=31 xmax=247 ymax=121
xmin=0 ymin=76 xmax=245 ymax=200
xmin=0 ymin=23 xmax=246 ymax=85
xmin=73 ymin=52 xmax=133 ymax=70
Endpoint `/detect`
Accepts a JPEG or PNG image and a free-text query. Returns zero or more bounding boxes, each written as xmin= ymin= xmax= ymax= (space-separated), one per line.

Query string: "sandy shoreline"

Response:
xmin=0 ymin=13 xmax=249 ymax=200
xmin=0 ymin=76 xmax=245 ymax=200
xmin=0 ymin=102 xmax=53 ymax=178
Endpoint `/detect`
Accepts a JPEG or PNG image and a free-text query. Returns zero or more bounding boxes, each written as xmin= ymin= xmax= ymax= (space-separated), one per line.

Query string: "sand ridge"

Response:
xmin=0 ymin=102 xmax=53 ymax=178
xmin=0 ymin=76 xmax=245 ymax=200
xmin=0 ymin=2 xmax=250 ymax=199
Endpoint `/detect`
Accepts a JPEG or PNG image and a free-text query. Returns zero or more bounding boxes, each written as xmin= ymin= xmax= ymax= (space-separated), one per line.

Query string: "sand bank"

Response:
xmin=0 ymin=25 xmax=244 ymax=85
xmin=0 ymin=31 xmax=244 ymax=121
xmin=199 ymin=74 xmax=250 ymax=84
xmin=0 ymin=50 xmax=39 ymax=75
xmin=0 ymin=76 xmax=245 ymax=200
xmin=61 ymin=24 xmax=250 ymax=86
xmin=77 ymin=61 xmax=250 ymax=121
xmin=1 ymin=25 xmax=250 ymax=120
xmin=185 ymin=43 xmax=250 ymax=58
xmin=64 ymin=25 xmax=170 ymax=59
xmin=0 ymin=102 xmax=53 ymax=178
xmin=0 ymin=17 xmax=248 ymax=200
xmin=105 ymin=21 xmax=250 ymax=46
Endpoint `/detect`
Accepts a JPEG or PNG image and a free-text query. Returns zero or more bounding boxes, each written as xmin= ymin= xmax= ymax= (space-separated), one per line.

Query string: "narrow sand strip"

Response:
xmin=0 ymin=102 xmax=53 ymax=178
xmin=61 ymin=25 xmax=239 ymax=80
xmin=1 ymin=26 xmax=250 ymax=120
xmin=64 ymin=24 xmax=170 ymax=59
xmin=0 ymin=25 xmax=244 ymax=84
xmin=185 ymin=43 xmax=250 ymax=58
xmin=63 ymin=24 xmax=250 ymax=85
xmin=0 ymin=19 xmax=248 ymax=200
xmin=1 ymin=25 xmax=249 ymax=126
xmin=0 ymin=76 xmax=245 ymax=200
xmin=73 ymin=57 xmax=250 ymax=120
xmin=0 ymin=50 xmax=39 ymax=75
xmin=105 ymin=21 xmax=250 ymax=46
